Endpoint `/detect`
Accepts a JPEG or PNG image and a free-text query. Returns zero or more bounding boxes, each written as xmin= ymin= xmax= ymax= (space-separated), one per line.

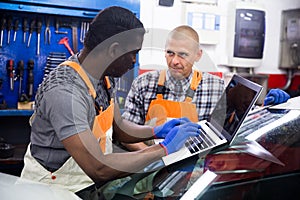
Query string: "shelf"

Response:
xmin=0 ymin=110 xmax=34 ymax=116
xmin=0 ymin=0 xmax=140 ymax=18
xmin=0 ymin=1 xmax=99 ymax=18
xmin=0 ymin=144 xmax=27 ymax=176
xmin=0 ymin=144 xmax=27 ymax=164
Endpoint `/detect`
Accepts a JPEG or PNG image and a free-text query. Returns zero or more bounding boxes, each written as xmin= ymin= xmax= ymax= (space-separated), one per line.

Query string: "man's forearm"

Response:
xmin=63 ymin=130 xmax=165 ymax=185
xmin=112 ymin=118 xmax=155 ymax=143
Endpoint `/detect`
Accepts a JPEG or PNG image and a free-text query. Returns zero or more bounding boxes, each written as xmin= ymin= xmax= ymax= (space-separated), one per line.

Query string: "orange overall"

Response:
xmin=145 ymin=69 xmax=202 ymax=127
xmin=21 ymin=61 xmax=114 ymax=192
xmin=61 ymin=61 xmax=114 ymax=154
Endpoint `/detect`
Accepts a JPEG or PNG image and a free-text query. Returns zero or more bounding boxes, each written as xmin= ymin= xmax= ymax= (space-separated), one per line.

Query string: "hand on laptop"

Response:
xmin=159 ymin=122 xmax=201 ymax=155
xmin=264 ymin=89 xmax=290 ymax=106
xmin=153 ymin=117 xmax=190 ymax=138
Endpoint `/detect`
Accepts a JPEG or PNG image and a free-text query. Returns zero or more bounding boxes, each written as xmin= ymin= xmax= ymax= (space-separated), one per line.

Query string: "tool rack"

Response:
xmin=0 ymin=0 xmax=141 ymax=176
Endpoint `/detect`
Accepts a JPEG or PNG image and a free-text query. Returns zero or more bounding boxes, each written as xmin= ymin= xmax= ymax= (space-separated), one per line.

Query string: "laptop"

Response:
xmin=161 ymin=74 xmax=263 ymax=166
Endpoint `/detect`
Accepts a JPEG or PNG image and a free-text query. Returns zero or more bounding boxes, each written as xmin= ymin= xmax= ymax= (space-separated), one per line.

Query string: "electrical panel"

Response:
xmin=226 ymin=1 xmax=266 ymax=68
xmin=233 ymin=9 xmax=265 ymax=59
xmin=279 ymin=8 xmax=300 ymax=69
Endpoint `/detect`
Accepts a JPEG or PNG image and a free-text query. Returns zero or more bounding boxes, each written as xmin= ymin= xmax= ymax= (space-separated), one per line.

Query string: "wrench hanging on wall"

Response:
xmin=59 ymin=37 xmax=74 ymax=56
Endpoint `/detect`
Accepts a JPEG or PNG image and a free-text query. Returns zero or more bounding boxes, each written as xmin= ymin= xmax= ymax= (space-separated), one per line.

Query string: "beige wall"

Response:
xmin=139 ymin=0 xmax=300 ymax=74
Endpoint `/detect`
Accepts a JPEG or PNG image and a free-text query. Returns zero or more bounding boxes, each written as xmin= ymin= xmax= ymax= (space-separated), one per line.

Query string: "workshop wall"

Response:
xmin=139 ymin=0 xmax=300 ymax=74
xmin=0 ymin=0 xmax=141 ymax=176
xmin=0 ymin=0 xmax=140 ymax=110
xmin=0 ymin=11 xmax=89 ymax=109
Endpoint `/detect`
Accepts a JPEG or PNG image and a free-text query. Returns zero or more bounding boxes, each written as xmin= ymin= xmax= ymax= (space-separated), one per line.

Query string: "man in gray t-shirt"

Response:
xmin=31 ymin=55 xmax=112 ymax=171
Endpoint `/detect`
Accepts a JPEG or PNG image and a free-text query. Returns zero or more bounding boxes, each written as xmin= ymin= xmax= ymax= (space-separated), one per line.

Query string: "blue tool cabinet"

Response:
xmin=0 ymin=0 xmax=140 ymax=176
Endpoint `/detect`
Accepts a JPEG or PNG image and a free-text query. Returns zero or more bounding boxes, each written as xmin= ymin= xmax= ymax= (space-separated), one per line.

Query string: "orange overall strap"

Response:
xmin=105 ymin=76 xmax=111 ymax=90
xmin=185 ymin=70 xmax=202 ymax=102
xmin=104 ymin=76 xmax=114 ymax=105
xmin=59 ymin=61 xmax=96 ymax=99
xmin=156 ymin=70 xmax=166 ymax=99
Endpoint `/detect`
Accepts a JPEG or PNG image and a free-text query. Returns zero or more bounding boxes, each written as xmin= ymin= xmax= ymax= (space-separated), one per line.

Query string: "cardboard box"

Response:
xmin=17 ymin=101 xmax=34 ymax=110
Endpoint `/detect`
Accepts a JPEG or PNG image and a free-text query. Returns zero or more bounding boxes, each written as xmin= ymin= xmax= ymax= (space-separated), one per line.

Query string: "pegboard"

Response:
xmin=0 ymin=10 xmax=91 ymax=109
xmin=0 ymin=0 xmax=141 ymax=112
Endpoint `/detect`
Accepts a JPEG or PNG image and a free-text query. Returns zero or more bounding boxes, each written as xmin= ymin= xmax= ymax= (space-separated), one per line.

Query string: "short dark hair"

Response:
xmin=84 ymin=6 xmax=145 ymax=52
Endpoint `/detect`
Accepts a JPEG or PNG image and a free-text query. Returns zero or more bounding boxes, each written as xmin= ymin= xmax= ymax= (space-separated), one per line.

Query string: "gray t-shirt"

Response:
xmin=30 ymin=54 xmax=114 ymax=171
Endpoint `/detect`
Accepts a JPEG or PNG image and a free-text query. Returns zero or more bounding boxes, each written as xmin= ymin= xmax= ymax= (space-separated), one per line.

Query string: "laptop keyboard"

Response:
xmin=185 ymin=128 xmax=217 ymax=154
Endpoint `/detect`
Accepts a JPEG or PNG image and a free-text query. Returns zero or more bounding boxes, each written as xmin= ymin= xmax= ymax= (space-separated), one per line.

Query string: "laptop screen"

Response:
xmin=209 ymin=74 xmax=262 ymax=142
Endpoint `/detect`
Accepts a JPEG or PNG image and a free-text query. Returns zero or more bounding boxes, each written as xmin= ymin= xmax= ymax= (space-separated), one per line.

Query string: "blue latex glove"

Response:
xmin=153 ymin=117 xmax=190 ymax=138
xmin=159 ymin=122 xmax=201 ymax=155
xmin=264 ymin=89 xmax=290 ymax=106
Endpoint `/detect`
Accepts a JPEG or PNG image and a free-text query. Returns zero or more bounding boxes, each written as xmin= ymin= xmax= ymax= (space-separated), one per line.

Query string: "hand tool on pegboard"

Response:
xmin=17 ymin=60 xmax=25 ymax=100
xmin=23 ymin=18 xmax=27 ymax=43
xmin=6 ymin=59 xmax=16 ymax=91
xmin=44 ymin=52 xmax=66 ymax=78
xmin=71 ymin=22 xmax=78 ymax=53
xmin=0 ymin=16 xmax=6 ymax=47
xmin=59 ymin=37 xmax=74 ymax=56
xmin=27 ymin=59 xmax=34 ymax=99
xmin=6 ymin=16 xmax=12 ymax=44
xmin=44 ymin=16 xmax=51 ymax=44
xmin=36 ymin=18 xmax=42 ymax=55
xmin=80 ymin=21 xmax=85 ymax=43
xmin=59 ymin=21 xmax=79 ymax=53
xmin=13 ymin=19 xmax=19 ymax=42
xmin=55 ymin=18 xmax=68 ymax=34
xmin=80 ymin=21 xmax=89 ymax=43
xmin=27 ymin=19 xmax=35 ymax=47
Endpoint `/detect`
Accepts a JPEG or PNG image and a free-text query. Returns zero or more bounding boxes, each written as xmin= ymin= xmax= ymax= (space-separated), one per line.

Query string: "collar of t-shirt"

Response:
xmin=70 ymin=53 xmax=112 ymax=111
xmin=165 ymin=70 xmax=193 ymax=95
xmin=69 ymin=53 xmax=100 ymax=90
